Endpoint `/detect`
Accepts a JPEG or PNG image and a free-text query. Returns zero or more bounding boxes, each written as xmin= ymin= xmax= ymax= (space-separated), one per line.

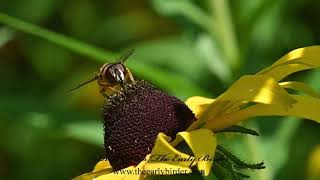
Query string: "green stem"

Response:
xmin=0 ymin=12 xmax=112 ymax=62
xmin=244 ymin=122 xmax=268 ymax=180
xmin=209 ymin=0 xmax=241 ymax=71
xmin=0 ymin=12 xmax=209 ymax=98
xmin=266 ymin=118 xmax=300 ymax=179
xmin=215 ymin=125 xmax=259 ymax=136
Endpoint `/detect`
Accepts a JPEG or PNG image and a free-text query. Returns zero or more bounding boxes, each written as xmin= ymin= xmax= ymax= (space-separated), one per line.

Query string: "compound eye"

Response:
xmin=115 ymin=64 xmax=126 ymax=75
xmin=106 ymin=64 xmax=126 ymax=83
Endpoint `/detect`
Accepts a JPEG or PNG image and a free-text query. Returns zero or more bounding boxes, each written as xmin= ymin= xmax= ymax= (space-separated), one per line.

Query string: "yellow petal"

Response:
xmin=185 ymin=96 xmax=215 ymax=118
xmin=144 ymin=133 xmax=194 ymax=175
xmin=216 ymin=75 xmax=296 ymax=106
xmin=93 ymin=160 xmax=112 ymax=171
xmin=172 ymin=129 xmax=217 ymax=176
xmin=185 ymin=96 xmax=216 ymax=130
xmin=73 ymin=160 xmax=113 ymax=180
xmin=279 ymin=81 xmax=320 ymax=98
xmin=258 ymin=46 xmax=320 ymax=81
xmin=96 ymin=158 xmax=148 ymax=180
xmin=201 ymin=75 xmax=296 ymax=129
xmin=206 ymin=94 xmax=320 ymax=130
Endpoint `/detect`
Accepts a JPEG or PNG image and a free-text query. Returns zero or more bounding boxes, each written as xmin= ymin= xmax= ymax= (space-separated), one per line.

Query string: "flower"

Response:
xmin=74 ymin=46 xmax=320 ymax=180
xmin=102 ymin=81 xmax=196 ymax=171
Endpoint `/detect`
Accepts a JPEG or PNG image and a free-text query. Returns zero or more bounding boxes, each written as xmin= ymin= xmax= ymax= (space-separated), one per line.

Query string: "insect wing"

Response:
xmin=69 ymin=74 xmax=98 ymax=92
xmin=117 ymin=48 xmax=135 ymax=63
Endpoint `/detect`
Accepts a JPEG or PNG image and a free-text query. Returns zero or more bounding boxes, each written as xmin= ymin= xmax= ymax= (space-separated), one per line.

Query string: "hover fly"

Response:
xmin=70 ymin=48 xmax=135 ymax=97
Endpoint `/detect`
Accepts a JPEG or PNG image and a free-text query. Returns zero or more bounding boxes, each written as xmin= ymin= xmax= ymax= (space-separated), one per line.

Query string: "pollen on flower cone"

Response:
xmin=102 ymin=80 xmax=196 ymax=171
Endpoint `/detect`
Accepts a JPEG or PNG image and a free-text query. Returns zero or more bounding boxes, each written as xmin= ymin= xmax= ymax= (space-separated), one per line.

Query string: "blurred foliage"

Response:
xmin=0 ymin=0 xmax=319 ymax=179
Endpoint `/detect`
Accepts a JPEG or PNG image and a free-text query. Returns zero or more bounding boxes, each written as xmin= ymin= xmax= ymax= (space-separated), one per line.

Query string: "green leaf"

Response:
xmin=0 ymin=12 xmax=206 ymax=98
xmin=64 ymin=121 xmax=103 ymax=146
xmin=151 ymin=0 xmax=214 ymax=32
xmin=0 ymin=27 xmax=14 ymax=47
xmin=0 ymin=12 xmax=112 ymax=61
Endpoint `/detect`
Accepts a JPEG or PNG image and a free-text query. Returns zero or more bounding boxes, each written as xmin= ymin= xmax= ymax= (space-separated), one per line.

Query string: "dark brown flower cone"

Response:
xmin=102 ymin=80 xmax=196 ymax=171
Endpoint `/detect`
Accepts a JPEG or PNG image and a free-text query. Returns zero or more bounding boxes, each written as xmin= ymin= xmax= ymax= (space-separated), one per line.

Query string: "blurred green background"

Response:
xmin=0 ymin=0 xmax=319 ymax=179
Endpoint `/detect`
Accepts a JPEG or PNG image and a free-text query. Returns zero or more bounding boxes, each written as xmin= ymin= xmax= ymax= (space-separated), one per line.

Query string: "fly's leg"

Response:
xmin=107 ymin=86 xmax=121 ymax=94
xmin=99 ymin=86 xmax=121 ymax=97
xmin=97 ymin=78 xmax=110 ymax=98
xmin=99 ymin=87 xmax=108 ymax=98
xmin=126 ymin=68 xmax=135 ymax=82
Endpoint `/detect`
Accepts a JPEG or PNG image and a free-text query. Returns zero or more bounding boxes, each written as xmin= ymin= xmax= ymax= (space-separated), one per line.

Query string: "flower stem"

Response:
xmin=244 ymin=122 xmax=269 ymax=180
xmin=0 ymin=12 xmax=209 ymax=98
xmin=0 ymin=12 xmax=112 ymax=62
xmin=208 ymin=0 xmax=241 ymax=71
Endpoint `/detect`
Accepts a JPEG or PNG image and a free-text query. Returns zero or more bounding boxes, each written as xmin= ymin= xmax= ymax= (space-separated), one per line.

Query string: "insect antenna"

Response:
xmin=117 ymin=48 xmax=135 ymax=63
xmin=69 ymin=74 xmax=99 ymax=92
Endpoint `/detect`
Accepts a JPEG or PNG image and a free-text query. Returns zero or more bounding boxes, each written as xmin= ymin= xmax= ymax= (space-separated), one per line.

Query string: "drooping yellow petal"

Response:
xmin=73 ymin=160 xmax=113 ymax=180
xmin=258 ymin=46 xmax=320 ymax=81
xmin=216 ymin=75 xmax=296 ymax=106
xmin=172 ymin=129 xmax=217 ymax=176
xmin=96 ymin=157 xmax=148 ymax=180
xmin=279 ymin=81 xmax=320 ymax=98
xmin=273 ymin=46 xmax=320 ymax=65
xmin=206 ymin=94 xmax=320 ymax=131
xmin=143 ymin=133 xmax=193 ymax=175
xmin=200 ymin=75 xmax=297 ymax=129
xmin=185 ymin=96 xmax=217 ymax=130
xmin=93 ymin=160 xmax=112 ymax=171
xmin=185 ymin=96 xmax=215 ymax=118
